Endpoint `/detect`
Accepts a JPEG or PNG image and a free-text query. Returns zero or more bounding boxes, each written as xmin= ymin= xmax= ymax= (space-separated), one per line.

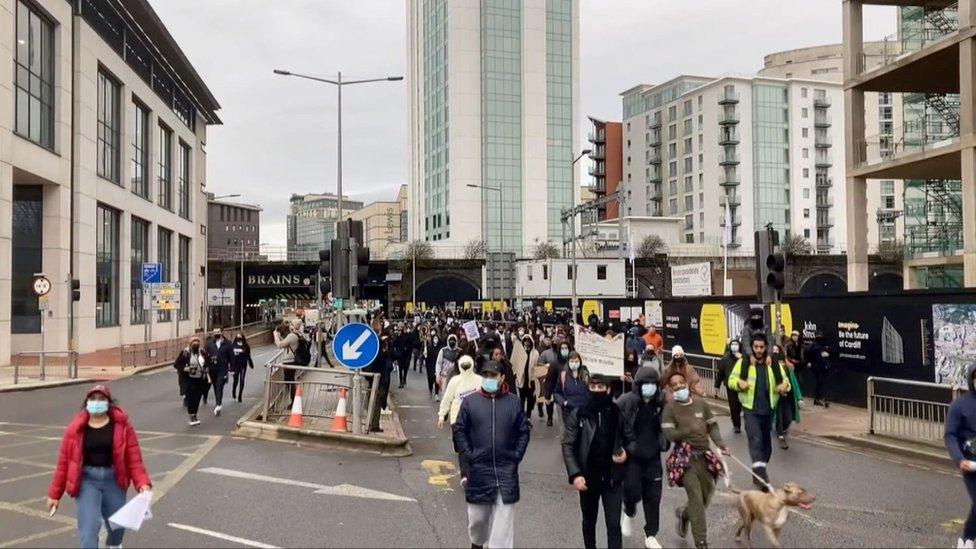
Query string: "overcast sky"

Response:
xmin=152 ymin=0 xmax=897 ymax=248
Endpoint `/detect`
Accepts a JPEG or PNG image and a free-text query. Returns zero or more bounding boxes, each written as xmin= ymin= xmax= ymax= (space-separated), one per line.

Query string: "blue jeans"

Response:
xmin=76 ymin=466 xmax=126 ymax=549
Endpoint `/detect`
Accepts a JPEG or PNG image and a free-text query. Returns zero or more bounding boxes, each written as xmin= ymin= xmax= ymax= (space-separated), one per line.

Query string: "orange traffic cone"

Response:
xmin=331 ymin=388 xmax=348 ymax=432
xmin=288 ymin=385 xmax=304 ymax=428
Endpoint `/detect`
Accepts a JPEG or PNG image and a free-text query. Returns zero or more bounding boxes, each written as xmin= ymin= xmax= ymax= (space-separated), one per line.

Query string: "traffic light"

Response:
xmin=754 ymin=229 xmax=784 ymax=303
xmin=766 ymin=251 xmax=786 ymax=295
xmin=354 ymin=245 xmax=370 ymax=287
xmin=318 ymin=248 xmax=332 ymax=296
xmin=331 ymin=238 xmax=350 ymax=299
xmin=71 ymin=279 xmax=80 ymax=302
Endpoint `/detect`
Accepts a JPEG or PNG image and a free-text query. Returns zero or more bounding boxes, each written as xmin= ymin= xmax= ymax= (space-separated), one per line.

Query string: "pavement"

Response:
xmin=0 ymin=354 xmax=969 ymax=548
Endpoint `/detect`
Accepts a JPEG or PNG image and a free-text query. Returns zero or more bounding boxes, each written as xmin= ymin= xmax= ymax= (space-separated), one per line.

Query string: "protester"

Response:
xmin=229 ymin=333 xmax=254 ymax=403
xmin=174 ymin=336 xmax=213 ymax=426
xmin=946 ymin=364 xmax=976 ymax=549
xmin=660 ymin=346 xmax=704 ymax=402
xmin=366 ymin=334 xmax=395 ymax=432
xmin=272 ymin=319 xmax=310 ymax=405
xmin=515 ymin=335 xmax=541 ymax=420
xmin=204 ymin=327 xmax=233 ymax=416
xmin=554 ymin=351 xmax=591 ymax=413
xmin=453 ymin=360 xmax=531 ymax=549
xmin=47 ymin=384 xmax=152 ymax=549
xmin=536 ymin=337 xmax=563 ymax=426
xmin=490 ymin=345 xmax=518 ymax=396
xmin=424 ymin=331 xmax=441 ymax=398
xmin=662 ymin=373 xmax=730 ymax=549
xmin=563 ymin=374 xmax=627 ymax=549
xmin=772 ymin=343 xmax=803 ymax=449
xmin=805 ymin=331 xmax=833 ymax=407
xmin=642 ymin=325 xmax=663 ymax=353
xmin=616 ymin=367 xmax=666 ymax=549
xmin=727 ymin=333 xmax=790 ymax=489
xmin=714 ymin=339 xmax=744 ymax=434
xmin=438 ymin=355 xmax=483 ymax=484
xmin=435 ymin=334 xmax=461 ymax=402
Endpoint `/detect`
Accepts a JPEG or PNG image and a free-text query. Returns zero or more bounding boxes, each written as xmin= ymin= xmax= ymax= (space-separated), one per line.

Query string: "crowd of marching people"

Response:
xmin=358 ymin=305 xmax=816 ymax=549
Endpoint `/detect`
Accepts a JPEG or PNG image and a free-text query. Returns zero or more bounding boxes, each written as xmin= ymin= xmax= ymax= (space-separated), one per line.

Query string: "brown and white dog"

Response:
xmin=734 ymin=481 xmax=816 ymax=548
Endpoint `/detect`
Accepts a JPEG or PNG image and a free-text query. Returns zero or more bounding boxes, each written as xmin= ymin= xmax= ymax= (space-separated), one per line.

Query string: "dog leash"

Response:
xmin=720 ymin=450 xmax=826 ymax=528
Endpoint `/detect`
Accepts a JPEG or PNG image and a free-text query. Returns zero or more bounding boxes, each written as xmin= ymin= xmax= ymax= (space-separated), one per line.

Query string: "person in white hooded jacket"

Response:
xmin=438 ymin=355 xmax=483 ymax=485
xmin=434 ymin=334 xmax=461 ymax=401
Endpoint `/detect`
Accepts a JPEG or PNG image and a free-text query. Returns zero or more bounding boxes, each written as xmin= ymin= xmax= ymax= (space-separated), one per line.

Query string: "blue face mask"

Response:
xmin=560 ymin=349 xmax=570 ymax=359
xmin=673 ymin=388 xmax=690 ymax=402
xmin=482 ymin=377 xmax=500 ymax=394
xmin=86 ymin=400 xmax=109 ymax=415
xmin=641 ymin=383 xmax=657 ymax=398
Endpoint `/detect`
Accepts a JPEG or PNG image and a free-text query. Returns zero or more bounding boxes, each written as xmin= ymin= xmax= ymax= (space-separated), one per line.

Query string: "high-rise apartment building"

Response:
xmin=285 ymin=193 xmax=363 ymax=261
xmin=620 ymin=75 xmax=846 ymax=254
xmin=587 ymin=117 xmax=622 ymax=221
xmin=207 ymin=195 xmax=261 ymax=261
xmin=407 ymin=0 xmax=580 ymax=256
xmin=843 ymin=1 xmax=974 ymax=289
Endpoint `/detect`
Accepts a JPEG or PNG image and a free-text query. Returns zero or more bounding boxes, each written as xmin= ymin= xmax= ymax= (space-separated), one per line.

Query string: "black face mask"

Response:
xmin=590 ymin=391 xmax=611 ymax=409
xmin=191 ymin=345 xmax=200 ymax=353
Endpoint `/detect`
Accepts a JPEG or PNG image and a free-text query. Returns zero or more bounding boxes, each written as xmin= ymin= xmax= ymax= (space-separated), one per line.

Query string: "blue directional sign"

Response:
xmin=142 ymin=263 xmax=162 ymax=285
xmin=332 ymin=323 xmax=380 ymax=370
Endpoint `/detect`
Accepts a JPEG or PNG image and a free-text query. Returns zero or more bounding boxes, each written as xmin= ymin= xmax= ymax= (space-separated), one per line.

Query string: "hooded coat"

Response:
xmin=946 ymin=363 xmax=976 ymax=465
xmin=715 ymin=339 xmax=742 ymax=390
xmin=616 ymin=367 xmax=668 ymax=461
xmin=438 ymin=359 xmax=484 ymax=425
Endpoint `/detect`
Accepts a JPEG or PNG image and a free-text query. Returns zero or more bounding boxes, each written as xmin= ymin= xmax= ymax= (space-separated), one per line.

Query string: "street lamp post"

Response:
xmin=273 ymin=69 xmax=403 ymax=225
xmin=467 ymin=184 xmax=502 ymax=311
xmin=570 ymin=149 xmax=592 ymax=326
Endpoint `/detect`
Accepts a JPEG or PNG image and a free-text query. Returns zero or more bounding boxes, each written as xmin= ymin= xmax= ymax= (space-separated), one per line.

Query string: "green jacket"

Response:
xmin=727 ymin=357 xmax=790 ymax=412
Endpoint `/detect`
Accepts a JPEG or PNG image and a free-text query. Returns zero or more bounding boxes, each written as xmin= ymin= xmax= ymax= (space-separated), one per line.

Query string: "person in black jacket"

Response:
xmin=562 ymin=374 xmax=627 ymax=549
xmin=615 ymin=367 xmax=666 ymax=549
xmin=204 ymin=328 xmax=233 ymax=416
xmin=714 ymin=339 xmax=744 ymax=433
xmin=805 ymin=332 xmax=832 ymax=407
xmin=228 ymin=333 xmax=254 ymax=403
xmin=490 ymin=345 xmax=518 ymax=397
xmin=453 ymin=360 xmax=531 ymax=549
xmin=174 ymin=336 xmax=214 ymax=426
xmin=366 ymin=335 xmax=394 ymax=432
xmin=424 ymin=332 xmax=441 ymax=398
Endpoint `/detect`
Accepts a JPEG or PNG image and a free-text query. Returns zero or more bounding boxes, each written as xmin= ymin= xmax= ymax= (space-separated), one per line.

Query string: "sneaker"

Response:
xmin=188 ymin=415 xmax=200 ymax=426
xmin=733 ymin=427 xmax=741 ymax=434
xmin=964 ymin=539 xmax=974 ymax=549
xmin=957 ymin=539 xmax=966 ymax=549
xmin=778 ymin=434 xmax=789 ymax=450
xmin=621 ymin=513 xmax=634 ymax=538
xmin=753 ymin=466 xmax=770 ymax=492
xmin=546 ymin=418 xmax=553 ymax=427
xmin=435 ymin=394 xmax=441 ymax=402
xmin=238 ymin=396 xmax=243 ymax=403
xmin=460 ymin=477 xmax=468 ymax=488
xmin=674 ymin=506 xmax=688 ymax=539
xmin=214 ymin=405 xmax=222 ymax=416
xmin=644 ymin=536 xmax=662 ymax=549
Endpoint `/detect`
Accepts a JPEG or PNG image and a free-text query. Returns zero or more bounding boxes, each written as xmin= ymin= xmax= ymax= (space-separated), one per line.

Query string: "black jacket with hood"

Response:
xmin=615 ymin=366 xmax=668 ymax=461
xmin=715 ymin=339 xmax=742 ymax=390
xmin=946 ymin=363 xmax=976 ymax=465
xmin=562 ymin=394 xmax=626 ymax=485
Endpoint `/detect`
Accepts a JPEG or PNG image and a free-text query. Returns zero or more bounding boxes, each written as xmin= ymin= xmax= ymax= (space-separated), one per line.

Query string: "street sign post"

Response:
xmin=150 ymin=282 xmax=181 ymax=311
xmin=32 ymin=276 xmax=51 ymax=297
xmin=332 ymin=323 xmax=380 ymax=435
xmin=141 ymin=263 xmax=162 ymax=285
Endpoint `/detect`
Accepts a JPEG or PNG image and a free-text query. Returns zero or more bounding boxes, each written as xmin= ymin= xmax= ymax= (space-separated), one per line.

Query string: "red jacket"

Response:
xmin=47 ymin=407 xmax=151 ymax=500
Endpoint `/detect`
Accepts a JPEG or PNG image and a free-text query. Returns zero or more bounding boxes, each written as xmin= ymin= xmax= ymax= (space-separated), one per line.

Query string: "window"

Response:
xmin=803 ymin=168 xmax=809 ymax=178
xmin=683 ymin=119 xmax=692 ymax=135
xmin=668 ymin=105 xmax=677 ymax=121
xmin=802 ymin=148 xmax=809 ymax=159
xmin=527 ymin=266 xmax=533 ymax=281
xmin=178 ymin=235 xmax=190 ymax=320
xmin=668 ymin=198 xmax=678 ymax=215
xmin=178 ymin=142 xmax=191 ymax=219
xmin=803 ymin=188 xmax=810 ymax=199
xmin=542 ymin=265 xmax=548 ymax=280
xmin=158 ymin=124 xmax=172 ymax=209
xmin=802 ymin=127 xmax=808 ymax=138
xmin=597 ymin=265 xmax=607 ymax=280
xmin=668 ymin=124 xmax=677 ymax=140
xmin=683 ymin=158 xmax=693 ymax=172
xmin=668 ymin=143 xmax=677 ymax=158
xmin=14 ymin=0 xmax=55 ymax=149
xmin=96 ymin=205 xmax=120 ymax=327
xmin=567 ymin=265 xmax=573 ymax=280
xmin=801 ymin=107 xmax=808 ymax=118
xmin=157 ymin=227 xmax=172 ymax=322
xmin=804 ymin=228 xmax=811 ymax=238
xmin=801 ymin=87 xmax=808 ymax=98
xmin=683 ymin=100 xmax=692 ymax=116
xmin=803 ymin=208 xmax=810 ymax=219
xmin=130 ymin=217 xmax=150 ymax=324
xmin=131 ymin=101 xmax=150 ymax=198
xmin=684 ymin=137 xmax=692 ymax=154
xmin=97 ymin=71 xmax=121 ymax=183
xmin=12 ymin=186 xmax=43 ymax=333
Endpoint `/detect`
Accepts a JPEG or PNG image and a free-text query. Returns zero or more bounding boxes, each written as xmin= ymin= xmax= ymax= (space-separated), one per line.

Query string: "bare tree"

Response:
xmin=464 ymin=239 xmax=486 ymax=260
xmin=636 ymin=234 xmax=668 ymax=258
xmin=877 ymin=239 xmax=905 ymax=262
xmin=398 ymin=240 xmax=434 ymax=270
xmin=532 ymin=239 xmax=560 ymax=259
xmin=782 ymin=234 xmax=813 ymax=257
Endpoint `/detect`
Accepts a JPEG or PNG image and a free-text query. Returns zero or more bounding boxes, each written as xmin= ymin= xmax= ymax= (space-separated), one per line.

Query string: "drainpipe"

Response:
xmin=68 ymin=0 xmax=80 ymax=366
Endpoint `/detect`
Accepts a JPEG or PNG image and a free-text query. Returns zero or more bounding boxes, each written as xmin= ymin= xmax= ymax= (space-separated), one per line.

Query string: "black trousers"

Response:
xmin=232 ymin=369 xmax=247 ymax=399
xmin=425 ymin=362 xmax=438 ymax=394
xmin=185 ymin=380 xmax=207 ymax=415
xmin=398 ymin=356 xmax=409 ymax=386
xmin=812 ymin=367 xmax=832 ymax=402
xmin=623 ymin=458 xmax=663 ymax=537
xmin=744 ymin=412 xmax=774 ymax=467
xmin=727 ymin=390 xmax=743 ymax=430
xmin=776 ymin=394 xmax=795 ymax=435
xmin=283 ymin=368 xmax=297 ymax=404
xmin=964 ymin=473 xmax=976 ymax=540
xmin=579 ymin=477 xmax=623 ymax=549
xmin=211 ymin=370 xmax=227 ymax=406
xmin=520 ymin=387 xmax=535 ymax=417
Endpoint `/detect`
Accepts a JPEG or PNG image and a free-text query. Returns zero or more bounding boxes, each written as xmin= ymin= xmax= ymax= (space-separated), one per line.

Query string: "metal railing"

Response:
xmin=661 ymin=349 xmax=728 ymax=400
xmin=867 ymin=376 xmax=961 ymax=446
xmin=261 ymin=350 xmax=380 ymax=435
xmin=11 ymin=351 xmax=79 ymax=384
xmin=120 ymin=321 xmax=269 ymax=369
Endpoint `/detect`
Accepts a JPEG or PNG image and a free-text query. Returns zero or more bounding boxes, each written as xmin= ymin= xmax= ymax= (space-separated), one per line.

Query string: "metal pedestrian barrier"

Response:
xmin=661 ymin=349 xmax=728 ymax=400
xmin=261 ymin=350 xmax=380 ymax=435
xmin=11 ymin=350 xmax=79 ymax=384
xmin=867 ymin=376 xmax=961 ymax=446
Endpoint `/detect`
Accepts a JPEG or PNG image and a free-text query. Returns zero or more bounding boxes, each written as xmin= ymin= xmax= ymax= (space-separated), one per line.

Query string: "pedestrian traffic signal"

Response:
xmin=331 ymin=238 xmax=350 ymax=299
xmin=754 ymin=229 xmax=782 ymax=303
xmin=766 ymin=252 xmax=786 ymax=293
xmin=71 ymin=279 xmax=80 ymax=302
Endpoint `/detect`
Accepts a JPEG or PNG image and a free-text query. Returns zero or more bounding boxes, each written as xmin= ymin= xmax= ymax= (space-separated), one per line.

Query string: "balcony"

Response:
xmin=648 ymin=118 xmax=662 ymax=130
xmin=648 ymin=192 xmax=663 ymax=203
xmin=816 ymin=215 xmax=835 ymax=228
xmin=719 ymin=193 xmax=742 ymax=207
xmin=719 ymin=130 xmax=740 ymax=146
xmin=719 ymin=89 xmax=740 ymax=105
xmin=815 ymin=155 xmax=833 ymax=168
xmin=816 ymin=176 xmax=832 ymax=189
xmin=647 ymin=133 xmax=662 ymax=146
xmin=647 ymin=151 xmax=662 ymax=165
xmin=816 ymin=195 xmax=834 ymax=208
xmin=588 ymin=130 xmax=606 ymax=143
xmin=647 ymin=171 xmax=662 ymax=184
xmin=719 ymin=212 xmax=743 ymax=227
xmin=589 ymin=146 xmax=606 ymax=160
xmin=588 ymin=164 xmax=606 ymax=177
xmin=718 ymin=110 xmax=740 ymax=125
xmin=719 ymin=152 xmax=741 ymax=165
xmin=814 ymin=134 xmax=832 ymax=148
xmin=817 ymin=237 xmax=835 ymax=252
xmin=813 ymin=95 xmax=831 ymax=108
xmin=814 ymin=115 xmax=831 ymax=128
xmin=719 ymin=173 xmax=740 ymax=187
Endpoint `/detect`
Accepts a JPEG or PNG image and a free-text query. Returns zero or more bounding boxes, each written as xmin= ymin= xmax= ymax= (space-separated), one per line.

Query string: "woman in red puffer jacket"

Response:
xmin=46 ymin=384 xmax=152 ymax=549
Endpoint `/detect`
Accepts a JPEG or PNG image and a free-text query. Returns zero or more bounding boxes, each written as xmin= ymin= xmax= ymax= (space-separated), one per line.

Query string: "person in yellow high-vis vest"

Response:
xmin=727 ymin=333 xmax=790 ymax=491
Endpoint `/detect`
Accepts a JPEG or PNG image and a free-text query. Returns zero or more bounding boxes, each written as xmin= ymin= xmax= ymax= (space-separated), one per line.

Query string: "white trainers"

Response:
xmin=957 ymin=539 xmax=966 ymax=549
xmin=214 ymin=405 xmax=222 ymax=416
xmin=188 ymin=419 xmax=200 ymax=427
xmin=965 ymin=539 xmax=975 ymax=549
xmin=621 ymin=513 xmax=634 ymax=537
xmin=644 ymin=535 xmax=661 ymax=549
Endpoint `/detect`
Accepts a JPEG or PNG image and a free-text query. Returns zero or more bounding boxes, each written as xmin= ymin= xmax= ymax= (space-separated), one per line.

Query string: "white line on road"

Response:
xmin=197 ymin=466 xmax=416 ymax=502
xmin=168 ymin=523 xmax=279 ymax=549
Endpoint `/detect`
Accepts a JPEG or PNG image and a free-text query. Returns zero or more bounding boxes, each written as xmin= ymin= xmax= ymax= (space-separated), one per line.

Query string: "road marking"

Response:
xmin=0 ymin=470 xmax=53 ymax=485
xmin=420 ymin=459 xmax=457 ymax=492
xmin=0 ymin=500 xmax=75 ymax=526
xmin=168 ymin=523 xmax=279 ymax=549
xmin=197 ymin=466 xmax=416 ymax=502
xmin=151 ymin=436 xmax=222 ymax=502
xmin=0 ymin=525 xmax=75 ymax=548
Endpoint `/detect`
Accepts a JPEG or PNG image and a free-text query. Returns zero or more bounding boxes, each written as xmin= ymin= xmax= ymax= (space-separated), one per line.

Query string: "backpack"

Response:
xmin=293 ymin=335 xmax=312 ymax=366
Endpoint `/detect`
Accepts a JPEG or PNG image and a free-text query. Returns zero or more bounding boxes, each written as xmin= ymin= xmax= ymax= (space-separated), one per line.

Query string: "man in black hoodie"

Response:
xmin=616 ymin=367 xmax=666 ymax=549
xmin=562 ymin=374 xmax=627 ymax=549
xmin=714 ymin=339 xmax=744 ymax=434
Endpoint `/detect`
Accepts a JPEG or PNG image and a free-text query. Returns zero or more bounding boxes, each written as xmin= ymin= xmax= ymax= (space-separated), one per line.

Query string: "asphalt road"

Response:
xmin=0 ymin=352 xmax=968 ymax=548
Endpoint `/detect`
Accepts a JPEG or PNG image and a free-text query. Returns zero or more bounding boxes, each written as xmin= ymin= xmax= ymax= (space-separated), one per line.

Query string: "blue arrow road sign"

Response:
xmin=142 ymin=263 xmax=162 ymax=285
xmin=332 ymin=323 xmax=379 ymax=370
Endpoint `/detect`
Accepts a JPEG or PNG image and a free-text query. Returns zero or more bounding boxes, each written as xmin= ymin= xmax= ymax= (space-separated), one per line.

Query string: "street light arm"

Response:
xmin=274 ymin=70 xmax=402 ymax=86
xmin=344 ymin=76 xmax=404 ymax=85
xmin=273 ymin=70 xmax=339 ymax=85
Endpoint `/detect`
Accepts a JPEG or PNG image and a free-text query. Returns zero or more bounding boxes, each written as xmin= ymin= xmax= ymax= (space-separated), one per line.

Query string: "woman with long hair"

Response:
xmin=229 ymin=332 xmax=255 ymax=403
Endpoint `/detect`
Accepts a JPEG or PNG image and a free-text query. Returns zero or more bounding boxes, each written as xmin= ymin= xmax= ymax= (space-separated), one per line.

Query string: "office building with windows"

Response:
xmin=407 ymin=0 xmax=580 ymax=256
xmin=586 ymin=117 xmax=622 ymax=221
xmin=285 ymin=192 xmax=363 ymax=261
xmin=620 ymin=74 xmax=847 ymax=254
xmin=0 ymin=0 xmax=220 ymax=367
xmin=206 ymin=195 xmax=262 ymax=261
xmin=349 ymin=185 xmax=408 ymax=259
